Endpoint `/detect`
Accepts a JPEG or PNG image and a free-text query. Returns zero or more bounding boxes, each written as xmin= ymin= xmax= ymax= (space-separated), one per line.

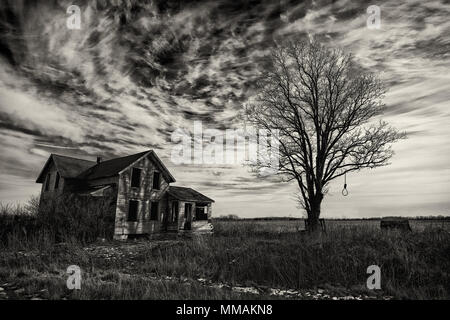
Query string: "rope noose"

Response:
xmin=342 ymin=172 xmax=349 ymax=196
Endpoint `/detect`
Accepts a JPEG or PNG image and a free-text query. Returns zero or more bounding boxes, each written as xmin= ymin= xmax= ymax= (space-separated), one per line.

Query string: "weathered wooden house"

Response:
xmin=36 ymin=150 xmax=214 ymax=240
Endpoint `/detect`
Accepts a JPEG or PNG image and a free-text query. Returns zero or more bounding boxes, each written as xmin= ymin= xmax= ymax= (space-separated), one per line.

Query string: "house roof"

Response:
xmin=77 ymin=185 xmax=114 ymax=197
xmin=76 ymin=150 xmax=175 ymax=182
xmin=76 ymin=150 xmax=148 ymax=180
xmin=167 ymin=186 xmax=214 ymax=203
xmin=36 ymin=150 xmax=176 ymax=183
xmin=36 ymin=154 xmax=96 ymax=183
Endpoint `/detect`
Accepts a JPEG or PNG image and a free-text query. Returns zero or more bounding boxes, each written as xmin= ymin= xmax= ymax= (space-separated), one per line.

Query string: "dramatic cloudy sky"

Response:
xmin=0 ymin=0 xmax=449 ymax=218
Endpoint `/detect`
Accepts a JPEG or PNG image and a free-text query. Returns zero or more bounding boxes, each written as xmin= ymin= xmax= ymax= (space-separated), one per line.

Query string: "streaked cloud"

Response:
xmin=0 ymin=0 xmax=448 ymax=217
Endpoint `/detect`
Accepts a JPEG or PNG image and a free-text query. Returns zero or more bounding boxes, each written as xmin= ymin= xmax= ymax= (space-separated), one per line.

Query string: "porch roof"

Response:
xmin=167 ymin=186 xmax=214 ymax=203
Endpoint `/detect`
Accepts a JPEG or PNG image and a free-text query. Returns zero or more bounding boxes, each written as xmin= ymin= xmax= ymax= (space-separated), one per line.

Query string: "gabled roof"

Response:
xmin=76 ymin=150 xmax=148 ymax=180
xmin=168 ymin=186 xmax=214 ymax=203
xmin=36 ymin=150 xmax=176 ymax=184
xmin=76 ymin=150 xmax=176 ymax=182
xmin=36 ymin=154 xmax=96 ymax=183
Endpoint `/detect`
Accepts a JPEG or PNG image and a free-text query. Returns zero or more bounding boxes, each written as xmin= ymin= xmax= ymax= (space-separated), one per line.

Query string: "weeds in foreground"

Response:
xmin=1 ymin=199 xmax=449 ymax=299
xmin=1 ymin=220 xmax=449 ymax=299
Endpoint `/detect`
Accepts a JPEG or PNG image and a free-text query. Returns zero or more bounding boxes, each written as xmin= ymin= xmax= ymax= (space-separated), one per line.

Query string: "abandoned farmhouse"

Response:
xmin=36 ymin=150 xmax=214 ymax=240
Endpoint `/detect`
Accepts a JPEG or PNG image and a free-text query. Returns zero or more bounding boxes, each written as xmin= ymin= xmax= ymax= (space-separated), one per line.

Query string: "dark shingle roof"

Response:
xmin=76 ymin=151 xmax=149 ymax=180
xmin=76 ymin=150 xmax=176 ymax=182
xmin=37 ymin=150 xmax=176 ymax=183
xmin=168 ymin=186 xmax=214 ymax=203
xmin=36 ymin=154 xmax=96 ymax=183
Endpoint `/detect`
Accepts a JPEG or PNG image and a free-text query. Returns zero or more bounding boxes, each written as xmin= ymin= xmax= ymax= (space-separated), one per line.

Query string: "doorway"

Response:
xmin=184 ymin=203 xmax=192 ymax=230
xmin=171 ymin=201 xmax=179 ymax=222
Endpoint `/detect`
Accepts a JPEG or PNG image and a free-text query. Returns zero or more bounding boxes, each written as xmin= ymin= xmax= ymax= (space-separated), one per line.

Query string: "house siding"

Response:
xmin=113 ymin=154 xmax=170 ymax=239
xmin=39 ymin=161 xmax=64 ymax=205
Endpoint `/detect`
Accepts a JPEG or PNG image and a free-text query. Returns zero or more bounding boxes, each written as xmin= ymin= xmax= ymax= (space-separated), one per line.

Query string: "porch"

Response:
xmin=164 ymin=186 xmax=214 ymax=233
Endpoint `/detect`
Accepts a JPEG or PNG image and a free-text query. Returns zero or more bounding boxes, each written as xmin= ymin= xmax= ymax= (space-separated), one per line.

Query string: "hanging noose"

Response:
xmin=342 ymin=172 xmax=349 ymax=196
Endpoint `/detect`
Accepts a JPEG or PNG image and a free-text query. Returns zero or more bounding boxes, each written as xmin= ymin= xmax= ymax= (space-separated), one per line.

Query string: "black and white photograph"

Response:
xmin=0 ymin=0 xmax=449 ymax=308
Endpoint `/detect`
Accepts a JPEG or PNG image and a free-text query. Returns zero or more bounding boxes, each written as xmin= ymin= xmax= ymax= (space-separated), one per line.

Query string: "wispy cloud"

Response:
xmin=0 ymin=0 xmax=448 ymax=217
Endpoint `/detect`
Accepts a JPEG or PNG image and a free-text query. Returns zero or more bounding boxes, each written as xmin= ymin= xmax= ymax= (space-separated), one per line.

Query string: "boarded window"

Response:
xmin=128 ymin=200 xmax=139 ymax=221
xmin=150 ymin=202 xmax=159 ymax=221
xmin=131 ymin=168 xmax=141 ymax=188
xmin=54 ymin=172 xmax=60 ymax=190
xmin=152 ymin=171 xmax=160 ymax=190
xmin=45 ymin=173 xmax=51 ymax=191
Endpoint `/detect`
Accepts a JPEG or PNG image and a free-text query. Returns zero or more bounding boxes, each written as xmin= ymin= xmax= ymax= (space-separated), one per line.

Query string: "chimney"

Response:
xmin=97 ymin=156 xmax=102 ymax=164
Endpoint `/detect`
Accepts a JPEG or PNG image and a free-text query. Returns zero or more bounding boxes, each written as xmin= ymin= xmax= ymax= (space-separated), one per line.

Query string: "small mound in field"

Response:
xmin=380 ymin=217 xmax=412 ymax=231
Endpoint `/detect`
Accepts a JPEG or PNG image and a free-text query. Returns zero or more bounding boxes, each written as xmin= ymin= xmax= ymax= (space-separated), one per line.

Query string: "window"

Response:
xmin=150 ymin=201 xmax=159 ymax=221
xmin=152 ymin=171 xmax=160 ymax=190
xmin=195 ymin=206 xmax=208 ymax=221
xmin=45 ymin=173 xmax=51 ymax=191
xmin=128 ymin=200 xmax=139 ymax=222
xmin=54 ymin=172 xmax=60 ymax=190
xmin=131 ymin=168 xmax=141 ymax=188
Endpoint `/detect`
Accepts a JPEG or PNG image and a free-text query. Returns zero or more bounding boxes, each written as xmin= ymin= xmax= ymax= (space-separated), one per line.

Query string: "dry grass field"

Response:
xmin=1 ymin=214 xmax=449 ymax=300
xmin=215 ymin=218 xmax=450 ymax=233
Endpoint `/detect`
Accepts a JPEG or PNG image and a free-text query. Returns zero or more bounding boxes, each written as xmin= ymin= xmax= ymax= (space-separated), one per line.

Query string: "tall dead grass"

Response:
xmin=0 ymin=194 xmax=116 ymax=248
xmin=1 ymin=206 xmax=449 ymax=299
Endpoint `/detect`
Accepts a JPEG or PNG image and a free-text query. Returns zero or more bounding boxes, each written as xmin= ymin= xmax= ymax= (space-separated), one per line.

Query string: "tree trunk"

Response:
xmin=307 ymin=193 xmax=323 ymax=232
xmin=307 ymin=208 xmax=320 ymax=232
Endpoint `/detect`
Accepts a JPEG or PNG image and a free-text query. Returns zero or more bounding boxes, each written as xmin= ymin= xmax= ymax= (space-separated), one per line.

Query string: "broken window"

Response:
xmin=131 ymin=168 xmax=141 ymax=188
xmin=54 ymin=172 xmax=60 ymax=190
xmin=195 ymin=206 xmax=208 ymax=220
xmin=152 ymin=171 xmax=160 ymax=190
xmin=45 ymin=173 xmax=51 ymax=191
xmin=150 ymin=201 xmax=159 ymax=221
xmin=128 ymin=200 xmax=139 ymax=222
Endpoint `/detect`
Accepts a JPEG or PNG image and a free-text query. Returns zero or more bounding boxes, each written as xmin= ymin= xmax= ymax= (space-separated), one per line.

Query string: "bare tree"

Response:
xmin=245 ymin=39 xmax=405 ymax=231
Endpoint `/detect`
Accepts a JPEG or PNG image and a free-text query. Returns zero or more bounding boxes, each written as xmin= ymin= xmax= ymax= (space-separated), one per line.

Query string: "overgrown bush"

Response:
xmin=0 ymin=193 xmax=116 ymax=247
